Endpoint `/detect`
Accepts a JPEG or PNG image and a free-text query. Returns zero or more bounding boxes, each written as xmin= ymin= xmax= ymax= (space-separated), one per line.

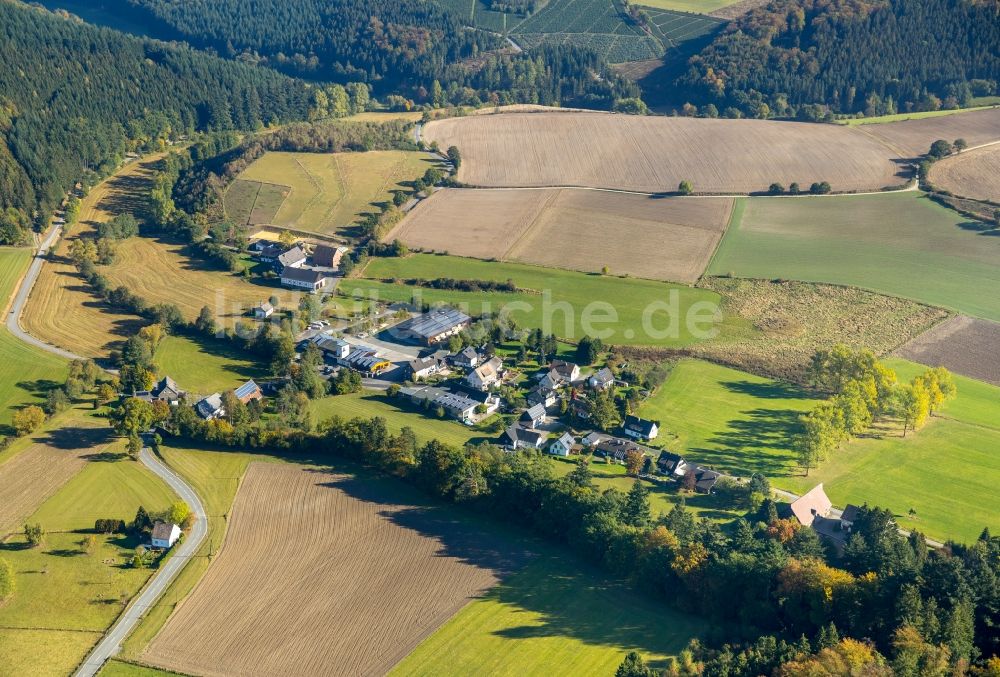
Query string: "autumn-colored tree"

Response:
xmin=775 ymin=639 xmax=892 ymax=676
xmin=625 ymin=449 xmax=645 ymax=476
xmin=12 ymin=405 xmax=45 ymax=437
xmin=777 ymin=558 xmax=855 ymax=629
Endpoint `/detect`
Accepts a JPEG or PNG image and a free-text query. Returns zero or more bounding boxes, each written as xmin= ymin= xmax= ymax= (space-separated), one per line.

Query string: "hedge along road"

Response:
xmin=75 ymin=446 xmax=208 ymax=677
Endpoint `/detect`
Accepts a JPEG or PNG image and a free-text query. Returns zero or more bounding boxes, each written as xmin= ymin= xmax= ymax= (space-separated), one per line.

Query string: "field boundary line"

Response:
xmin=698 ymin=196 xmax=739 ymax=282
xmin=454 ymin=182 xmax=918 ymax=198
xmin=501 ymin=188 xmax=562 ymax=261
xmin=292 ymin=157 xmax=327 ymax=228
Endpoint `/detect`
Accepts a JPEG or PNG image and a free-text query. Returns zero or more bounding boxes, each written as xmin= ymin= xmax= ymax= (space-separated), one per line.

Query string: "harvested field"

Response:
xmin=423 ymin=111 xmax=905 ymax=193
xmin=860 ymin=107 xmax=1000 ymax=157
xmin=0 ymin=423 xmax=115 ymax=537
xmin=894 ymin=316 xmax=1000 ymax=386
xmin=143 ymin=463 xmax=529 ymax=677
xmin=387 ymin=188 xmax=733 ymax=283
xmin=228 ymin=150 xmax=438 ymax=236
xmin=929 ymin=144 xmax=1000 ymax=202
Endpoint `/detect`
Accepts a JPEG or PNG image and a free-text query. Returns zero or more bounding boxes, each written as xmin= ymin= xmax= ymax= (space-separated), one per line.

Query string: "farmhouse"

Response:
xmin=151 ymin=522 xmax=182 ymax=549
xmin=466 ymin=356 xmax=503 ymax=391
xmin=622 ymin=415 xmax=659 ymax=440
xmin=195 ymin=393 xmax=225 ymax=420
xmin=234 ymin=379 xmax=263 ymax=404
xmin=501 ymin=424 xmax=548 ymax=450
xmin=841 ymin=504 xmax=861 ymax=532
xmin=137 ymin=376 xmax=184 ymax=406
xmin=276 ymin=245 xmax=307 ymax=271
xmin=589 ymin=367 xmax=615 ymax=390
xmin=394 ymin=308 xmax=471 ymax=345
xmin=312 ymin=244 xmax=346 ymax=269
xmin=789 ymin=484 xmax=833 ymax=528
xmin=253 ymin=301 xmax=274 ymax=319
xmin=520 ymin=403 xmax=548 ymax=428
xmin=254 ymin=243 xmax=284 ymax=264
xmin=548 ymin=432 xmax=577 ymax=457
xmin=281 ymin=267 xmax=331 ymax=291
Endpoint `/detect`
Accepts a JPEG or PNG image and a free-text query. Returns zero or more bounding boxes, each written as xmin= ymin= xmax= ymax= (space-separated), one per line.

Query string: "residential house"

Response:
xmin=281 ymin=267 xmax=331 ymax=291
xmin=276 ymin=245 xmax=307 ymax=271
xmin=394 ymin=308 xmax=471 ymax=345
xmin=588 ymin=367 xmax=614 ymax=390
xmin=550 ymin=360 xmax=581 ymax=383
xmin=451 ymin=346 xmax=481 ymax=369
xmin=195 ymin=393 xmax=225 ymax=420
xmin=466 ymin=356 xmax=503 ymax=391
xmin=622 ymin=415 xmax=659 ymax=440
xmin=312 ymin=244 xmax=346 ymax=269
xmin=136 ymin=376 xmax=184 ymax=406
xmin=408 ymin=356 xmax=445 ymax=381
xmin=656 ymin=450 xmax=688 ymax=478
xmin=690 ymin=467 xmax=721 ymax=494
xmin=527 ymin=385 xmax=558 ymax=408
xmin=312 ymin=335 xmax=351 ymax=362
xmin=593 ymin=436 xmax=642 ymax=463
xmin=234 ymin=379 xmax=263 ymax=404
xmin=548 ymin=432 xmax=577 ymax=457
xmin=151 ymin=522 xmax=181 ymax=549
xmin=789 ymin=484 xmax=833 ymax=527
xmin=253 ymin=301 xmax=274 ymax=319
xmin=501 ymin=424 xmax=548 ymax=450
xmin=520 ymin=403 xmax=547 ymax=428
xmin=401 ymin=385 xmax=499 ymax=423
xmin=255 ymin=243 xmax=284 ymax=264
xmin=840 ymin=504 xmax=860 ymax=532
xmin=581 ymin=431 xmax=606 ymax=448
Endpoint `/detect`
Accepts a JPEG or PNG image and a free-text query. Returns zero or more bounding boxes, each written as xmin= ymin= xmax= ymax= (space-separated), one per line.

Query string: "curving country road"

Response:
xmin=5 ymin=223 xmax=88 ymax=361
xmin=75 ymin=447 xmax=208 ymax=677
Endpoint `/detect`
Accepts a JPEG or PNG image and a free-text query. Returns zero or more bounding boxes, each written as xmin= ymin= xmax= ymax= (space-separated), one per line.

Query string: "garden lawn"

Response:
xmin=392 ymin=550 xmax=706 ymax=675
xmin=642 ymin=358 xmax=1000 ymax=543
xmin=349 ymin=254 xmax=747 ymax=347
xmin=0 ymin=247 xmax=69 ymax=434
xmin=310 ymin=391 xmax=481 ymax=448
xmin=153 ymin=334 xmax=268 ymax=395
xmin=708 ymin=192 xmax=1000 ymax=321
xmin=0 ymin=453 xmax=177 ymax=675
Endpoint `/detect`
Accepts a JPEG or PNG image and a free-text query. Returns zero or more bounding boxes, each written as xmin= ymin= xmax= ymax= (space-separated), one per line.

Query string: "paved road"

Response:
xmin=75 ymin=447 xmax=208 ymax=677
xmin=5 ymin=223 xmax=88 ymax=361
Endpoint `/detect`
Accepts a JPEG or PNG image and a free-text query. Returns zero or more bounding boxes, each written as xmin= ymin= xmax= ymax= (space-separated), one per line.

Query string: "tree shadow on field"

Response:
xmin=313 ymin=472 xmax=702 ymax=668
xmin=36 ymin=425 xmax=115 ymax=451
xmin=697 ymin=406 xmax=805 ymax=478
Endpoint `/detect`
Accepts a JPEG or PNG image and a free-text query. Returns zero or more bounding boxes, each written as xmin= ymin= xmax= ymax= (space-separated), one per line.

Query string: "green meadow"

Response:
xmin=0 ymin=247 xmax=69 ymax=435
xmin=348 ymin=254 xmax=749 ymax=347
xmin=153 ymin=334 xmax=267 ymax=395
xmin=392 ymin=550 xmax=706 ymax=676
xmin=708 ymin=192 xmax=1000 ymax=321
xmin=641 ymin=358 xmax=1000 ymax=543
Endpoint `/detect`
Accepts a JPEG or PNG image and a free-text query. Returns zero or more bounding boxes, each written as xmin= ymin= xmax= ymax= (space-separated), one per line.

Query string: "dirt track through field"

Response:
xmin=387 ymin=188 xmax=733 ymax=283
xmin=929 ymin=144 xmax=1000 ymax=203
xmin=895 ymin=315 xmax=1000 ymax=386
xmin=424 ymin=112 xmax=906 ymax=193
xmin=143 ymin=463 xmax=530 ymax=677
xmin=0 ymin=426 xmax=115 ymax=537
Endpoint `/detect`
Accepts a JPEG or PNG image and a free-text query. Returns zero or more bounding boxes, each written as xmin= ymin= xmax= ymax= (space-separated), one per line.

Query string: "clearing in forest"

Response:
xmin=707 ymin=191 xmax=1000 ymax=321
xmin=423 ymin=111 xmax=905 ymax=193
xmin=386 ymin=188 xmax=733 ymax=283
xmin=226 ymin=150 xmax=438 ymax=236
xmin=142 ymin=463 xmax=530 ymax=677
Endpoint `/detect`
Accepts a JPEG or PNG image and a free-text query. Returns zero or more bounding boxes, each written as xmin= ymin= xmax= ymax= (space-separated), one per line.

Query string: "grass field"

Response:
xmin=640 ymin=0 xmax=736 ymax=12
xmin=0 ymin=247 xmax=69 ymax=434
xmin=310 ymin=391 xmax=482 ymax=447
xmin=838 ymin=104 xmax=1000 ymax=127
xmin=347 ymin=253 xmax=748 ymax=347
xmin=227 ymin=151 xmax=438 ymax=236
xmin=100 ymin=660 xmax=186 ymax=677
xmin=392 ymin=549 xmax=706 ymax=675
xmin=22 ymin=156 xmax=160 ymax=358
xmin=708 ymin=192 xmax=1000 ymax=321
xmin=640 ymin=358 xmax=1000 ymax=543
xmin=425 ymin=111 xmax=904 ymax=194
xmin=0 ymin=449 xmax=177 ymax=676
xmin=153 ymin=334 xmax=268 ymax=396
xmin=387 ymin=188 xmax=733 ymax=283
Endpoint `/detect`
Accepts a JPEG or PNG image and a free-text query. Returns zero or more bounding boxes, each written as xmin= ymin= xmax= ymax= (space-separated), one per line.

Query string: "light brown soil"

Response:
xmin=709 ymin=0 xmax=769 ymax=19
xmin=894 ymin=315 xmax=1000 ymax=386
xmin=424 ymin=112 xmax=905 ymax=193
xmin=929 ymin=144 xmax=1000 ymax=203
xmin=861 ymin=108 xmax=1000 ymax=157
xmin=387 ymin=188 xmax=733 ymax=283
xmin=0 ymin=425 xmax=114 ymax=537
xmin=143 ymin=463 xmax=529 ymax=677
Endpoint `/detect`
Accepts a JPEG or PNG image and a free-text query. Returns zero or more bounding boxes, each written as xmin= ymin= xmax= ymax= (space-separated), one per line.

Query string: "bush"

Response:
xmin=23 ymin=523 xmax=43 ymax=547
xmin=12 ymin=406 xmax=45 ymax=437
xmin=95 ymin=518 xmax=127 ymax=534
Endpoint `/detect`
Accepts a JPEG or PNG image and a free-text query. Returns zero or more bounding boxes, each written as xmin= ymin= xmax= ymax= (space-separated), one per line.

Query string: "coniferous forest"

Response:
xmin=675 ymin=0 xmax=1000 ymax=118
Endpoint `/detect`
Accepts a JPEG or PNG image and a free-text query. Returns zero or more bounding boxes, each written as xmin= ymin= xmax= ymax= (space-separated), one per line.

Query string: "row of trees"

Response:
xmin=158 ymin=402 xmax=1000 ymax=673
xmin=796 ymin=346 xmax=956 ymax=473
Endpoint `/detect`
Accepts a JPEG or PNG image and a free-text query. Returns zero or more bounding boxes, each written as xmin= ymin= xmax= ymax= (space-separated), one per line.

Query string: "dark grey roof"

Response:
xmin=591 ymin=367 xmax=614 ymax=384
xmin=521 ymin=403 xmax=547 ymax=422
xmin=281 ymin=267 xmax=330 ymax=284
xmin=151 ymin=521 xmax=175 ymax=540
xmin=623 ymin=415 xmax=657 ymax=436
xmin=278 ymin=246 xmax=306 ymax=267
xmin=397 ymin=308 xmax=470 ymax=339
xmin=503 ymin=424 xmax=546 ymax=447
xmin=841 ymin=504 xmax=860 ymax=523
xmin=656 ymin=450 xmax=686 ymax=473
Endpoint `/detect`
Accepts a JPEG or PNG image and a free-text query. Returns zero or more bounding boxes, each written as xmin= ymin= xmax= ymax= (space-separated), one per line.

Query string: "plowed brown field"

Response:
xmin=143 ymin=463 xmax=529 ymax=677
xmin=386 ymin=188 xmax=733 ymax=282
xmin=423 ymin=112 xmax=905 ymax=193
xmin=860 ymin=107 xmax=1000 ymax=157
xmin=894 ymin=315 xmax=1000 ymax=386
xmin=929 ymin=144 xmax=1000 ymax=203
